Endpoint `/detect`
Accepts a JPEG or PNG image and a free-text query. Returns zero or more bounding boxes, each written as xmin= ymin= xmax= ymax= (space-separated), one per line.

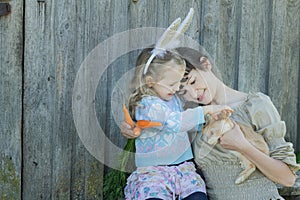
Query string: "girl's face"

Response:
xmin=151 ymin=62 xmax=185 ymax=101
xmin=179 ymin=67 xmax=215 ymax=105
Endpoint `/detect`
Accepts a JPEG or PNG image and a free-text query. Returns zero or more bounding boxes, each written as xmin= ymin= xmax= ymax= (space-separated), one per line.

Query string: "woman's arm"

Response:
xmin=219 ymin=124 xmax=296 ymax=187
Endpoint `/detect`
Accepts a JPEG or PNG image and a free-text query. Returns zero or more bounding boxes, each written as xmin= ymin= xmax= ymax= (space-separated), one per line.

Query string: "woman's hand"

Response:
xmin=120 ymin=122 xmax=140 ymax=139
xmin=219 ymin=123 xmax=250 ymax=151
xmin=219 ymin=122 xmax=296 ymax=186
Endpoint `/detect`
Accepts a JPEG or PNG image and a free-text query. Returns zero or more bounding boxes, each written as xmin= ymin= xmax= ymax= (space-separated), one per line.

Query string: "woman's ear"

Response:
xmin=200 ymin=57 xmax=212 ymax=71
xmin=145 ymin=76 xmax=155 ymax=87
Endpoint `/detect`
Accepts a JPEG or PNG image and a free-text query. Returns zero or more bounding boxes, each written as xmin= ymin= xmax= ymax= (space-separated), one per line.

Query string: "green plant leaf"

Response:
xmin=296 ymin=152 xmax=300 ymax=164
xmin=103 ymin=139 xmax=135 ymax=199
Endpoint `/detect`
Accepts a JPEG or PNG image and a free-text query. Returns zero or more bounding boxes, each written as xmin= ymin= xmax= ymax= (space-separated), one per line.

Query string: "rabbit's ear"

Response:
xmin=219 ymin=109 xmax=232 ymax=119
xmin=223 ymin=109 xmax=233 ymax=117
xmin=216 ymin=110 xmax=231 ymax=119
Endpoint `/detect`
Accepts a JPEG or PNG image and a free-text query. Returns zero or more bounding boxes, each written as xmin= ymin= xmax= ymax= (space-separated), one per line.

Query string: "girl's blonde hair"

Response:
xmin=129 ymin=48 xmax=185 ymax=119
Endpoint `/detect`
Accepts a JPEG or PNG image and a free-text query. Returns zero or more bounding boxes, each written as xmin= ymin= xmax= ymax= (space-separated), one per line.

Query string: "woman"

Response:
xmin=121 ymin=47 xmax=300 ymax=200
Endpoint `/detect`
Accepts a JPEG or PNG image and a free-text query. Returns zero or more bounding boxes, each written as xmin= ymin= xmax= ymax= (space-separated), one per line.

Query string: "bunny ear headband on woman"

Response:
xmin=143 ymin=8 xmax=195 ymax=74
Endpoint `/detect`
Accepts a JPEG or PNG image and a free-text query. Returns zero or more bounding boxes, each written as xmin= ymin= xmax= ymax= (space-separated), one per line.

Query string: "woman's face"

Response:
xmin=179 ymin=67 xmax=214 ymax=105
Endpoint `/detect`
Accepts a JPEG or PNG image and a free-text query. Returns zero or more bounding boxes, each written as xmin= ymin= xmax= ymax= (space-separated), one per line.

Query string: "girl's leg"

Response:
xmin=183 ymin=192 xmax=208 ymax=200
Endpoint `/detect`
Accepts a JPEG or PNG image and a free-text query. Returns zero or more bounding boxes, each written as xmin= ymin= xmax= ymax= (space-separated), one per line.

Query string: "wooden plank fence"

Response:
xmin=0 ymin=0 xmax=299 ymax=199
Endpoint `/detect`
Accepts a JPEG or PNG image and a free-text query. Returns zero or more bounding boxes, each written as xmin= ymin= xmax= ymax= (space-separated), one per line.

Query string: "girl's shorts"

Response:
xmin=124 ymin=161 xmax=206 ymax=200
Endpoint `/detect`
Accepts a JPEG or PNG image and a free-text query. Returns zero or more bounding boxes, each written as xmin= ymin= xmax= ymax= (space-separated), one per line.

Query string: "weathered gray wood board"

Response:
xmin=0 ymin=0 xmax=23 ymax=199
xmin=0 ymin=0 xmax=299 ymax=199
xmin=22 ymin=0 xmax=113 ymax=199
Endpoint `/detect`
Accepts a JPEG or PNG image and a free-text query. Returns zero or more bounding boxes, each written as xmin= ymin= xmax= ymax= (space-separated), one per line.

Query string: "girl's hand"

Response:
xmin=219 ymin=123 xmax=250 ymax=152
xmin=203 ymin=105 xmax=233 ymax=116
xmin=120 ymin=122 xmax=140 ymax=139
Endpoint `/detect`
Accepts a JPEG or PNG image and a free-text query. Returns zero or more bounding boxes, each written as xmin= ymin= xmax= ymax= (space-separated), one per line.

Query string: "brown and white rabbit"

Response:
xmin=202 ymin=110 xmax=269 ymax=184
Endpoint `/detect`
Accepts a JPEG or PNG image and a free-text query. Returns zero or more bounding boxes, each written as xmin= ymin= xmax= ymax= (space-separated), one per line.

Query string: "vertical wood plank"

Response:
xmin=297 ymin=0 xmax=300 ymax=152
xmin=280 ymin=0 xmax=299 ymax=147
xmin=155 ymin=0 xmax=170 ymax=28
xmin=200 ymin=0 xmax=239 ymax=89
xmin=128 ymin=0 xmax=158 ymax=29
xmin=71 ymin=1 xmax=92 ymax=199
xmin=0 ymin=1 xmax=23 ymax=199
xmin=101 ymin=0 xmax=130 ymax=173
xmin=83 ymin=0 xmax=113 ymax=199
xmin=237 ymin=0 xmax=271 ymax=93
xmin=23 ymin=0 xmax=64 ymax=198
xmin=200 ymin=0 xmax=220 ymax=59
xmin=267 ymin=0 xmax=287 ymax=112
xmin=268 ymin=0 xmax=291 ymax=141
xmin=51 ymin=0 xmax=76 ymax=199
xmin=169 ymin=1 xmax=201 ymax=41
xmin=217 ymin=0 xmax=241 ymax=89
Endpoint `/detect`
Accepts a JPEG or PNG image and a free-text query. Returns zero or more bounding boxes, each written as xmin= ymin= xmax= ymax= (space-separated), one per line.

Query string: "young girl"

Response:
xmin=124 ymin=48 xmax=230 ymax=200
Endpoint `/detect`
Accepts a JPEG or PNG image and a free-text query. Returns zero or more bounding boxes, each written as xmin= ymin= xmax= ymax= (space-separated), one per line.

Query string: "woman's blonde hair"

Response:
xmin=129 ymin=47 xmax=185 ymax=119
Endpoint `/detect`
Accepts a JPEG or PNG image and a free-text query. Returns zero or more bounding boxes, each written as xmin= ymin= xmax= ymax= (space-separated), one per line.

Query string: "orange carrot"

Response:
xmin=122 ymin=105 xmax=161 ymax=135
xmin=122 ymin=105 xmax=135 ymax=128
xmin=136 ymin=120 xmax=162 ymax=128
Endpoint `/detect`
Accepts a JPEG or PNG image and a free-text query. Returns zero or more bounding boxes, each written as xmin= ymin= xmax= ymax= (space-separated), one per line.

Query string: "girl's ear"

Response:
xmin=200 ymin=57 xmax=212 ymax=71
xmin=145 ymin=76 xmax=155 ymax=87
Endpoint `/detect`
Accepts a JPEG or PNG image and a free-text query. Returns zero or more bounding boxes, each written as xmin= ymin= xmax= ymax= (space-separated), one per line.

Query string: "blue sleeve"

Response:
xmin=135 ymin=97 xmax=205 ymax=133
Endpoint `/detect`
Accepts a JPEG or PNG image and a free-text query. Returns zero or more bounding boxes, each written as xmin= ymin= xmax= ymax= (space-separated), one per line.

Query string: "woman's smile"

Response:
xmin=198 ymin=89 xmax=206 ymax=101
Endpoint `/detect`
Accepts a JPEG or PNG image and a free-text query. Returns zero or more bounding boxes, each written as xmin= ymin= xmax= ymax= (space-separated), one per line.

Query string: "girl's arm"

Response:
xmin=219 ymin=124 xmax=296 ymax=187
xmin=137 ymin=99 xmax=231 ymax=133
xmin=142 ymin=104 xmax=205 ymax=133
xmin=119 ymin=103 xmax=232 ymax=137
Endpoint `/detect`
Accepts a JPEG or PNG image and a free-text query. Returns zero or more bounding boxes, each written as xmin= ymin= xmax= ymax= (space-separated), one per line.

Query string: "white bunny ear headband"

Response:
xmin=143 ymin=8 xmax=195 ymax=75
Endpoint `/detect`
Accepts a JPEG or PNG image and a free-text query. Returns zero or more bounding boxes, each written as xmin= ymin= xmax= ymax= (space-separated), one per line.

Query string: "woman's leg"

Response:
xmin=146 ymin=198 xmax=163 ymax=200
xmin=183 ymin=192 xmax=208 ymax=200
